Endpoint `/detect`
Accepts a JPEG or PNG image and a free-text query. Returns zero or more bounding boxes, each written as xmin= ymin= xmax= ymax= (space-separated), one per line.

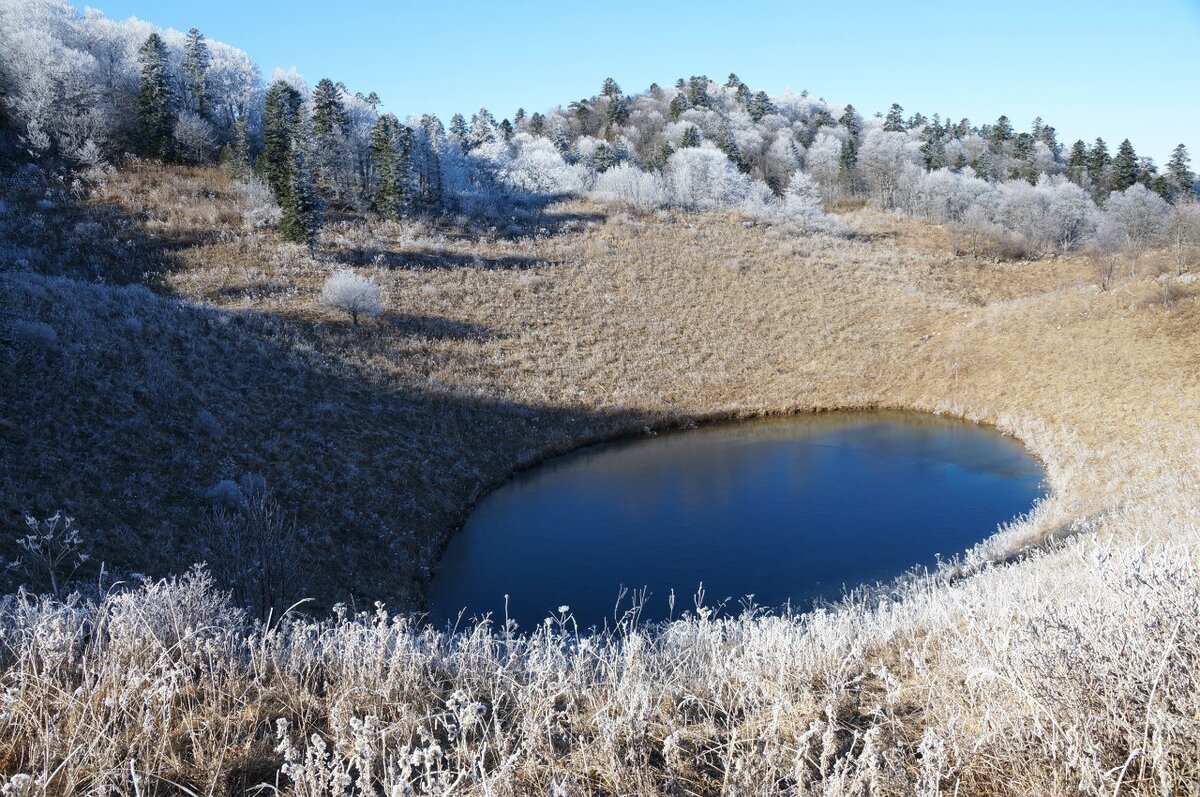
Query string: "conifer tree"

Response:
xmin=370 ymin=113 xmax=408 ymax=219
xmin=1112 ymin=139 xmax=1139 ymax=191
xmin=1088 ymin=138 xmax=1111 ymax=191
xmin=228 ymin=113 xmax=251 ymax=177
xmin=182 ymin=27 xmax=210 ymax=119
xmin=649 ymin=141 xmax=673 ymax=172
xmin=686 ymin=76 xmax=709 ymax=108
xmin=601 ymin=77 xmax=622 ymax=98
xmin=1067 ymin=139 xmax=1088 ymax=185
xmin=417 ymin=114 xmax=444 ymax=208
xmin=1167 ymin=144 xmax=1194 ymax=197
xmin=528 ymin=112 xmax=545 ymax=136
xmin=261 ymin=80 xmax=303 ymax=203
xmin=137 ymin=33 xmax=175 ymax=159
xmin=990 ymin=114 xmax=1014 ymax=143
xmin=605 ymin=94 xmax=630 ymax=127
xmin=468 ymin=108 xmax=497 ymax=149
xmin=514 ymin=108 xmax=526 ymax=127
xmin=668 ymin=93 xmax=687 ymax=122
xmin=882 ymin=103 xmax=905 ymax=132
xmin=278 ymin=140 xmax=321 ymax=251
xmin=499 ymin=118 xmax=514 ymax=141
xmin=680 ymin=126 xmax=702 ymax=148
xmin=449 ymin=113 xmax=469 ymax=153
xmin=311 ymin=78 xmax=348 ymax=142
xmin=748 ymin=91 xmax=773 ymax=122
xmin=839 ymin=138 xmax=858 ymax=171
xmin=592 ymin=142 xmax=615 ymax=172
xmin=839 ymin=104 xmax=863 ymax=138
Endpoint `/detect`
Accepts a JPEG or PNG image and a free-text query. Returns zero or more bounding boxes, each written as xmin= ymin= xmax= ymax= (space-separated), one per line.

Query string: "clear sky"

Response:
xmin=94 ymin=0 xmax=1199 ymax=164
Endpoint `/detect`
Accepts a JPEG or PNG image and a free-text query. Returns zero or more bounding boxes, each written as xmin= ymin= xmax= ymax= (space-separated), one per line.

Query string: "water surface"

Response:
xmin=429 ymin=412 xmax=1044 ymax=630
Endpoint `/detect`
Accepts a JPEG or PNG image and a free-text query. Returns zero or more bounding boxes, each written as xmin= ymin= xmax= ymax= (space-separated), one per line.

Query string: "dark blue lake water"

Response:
xmin=429 ymin=412 xmax=1045 ymax=631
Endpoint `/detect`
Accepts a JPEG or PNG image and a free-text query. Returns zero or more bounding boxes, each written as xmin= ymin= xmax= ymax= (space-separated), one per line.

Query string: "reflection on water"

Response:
xmin=429 ymin=412 xmax=1045 ymax=630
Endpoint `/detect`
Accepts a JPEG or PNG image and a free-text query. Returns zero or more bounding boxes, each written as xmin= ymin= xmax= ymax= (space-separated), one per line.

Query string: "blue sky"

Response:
xmin=97 ymin=0 xmax=1199 ymax=164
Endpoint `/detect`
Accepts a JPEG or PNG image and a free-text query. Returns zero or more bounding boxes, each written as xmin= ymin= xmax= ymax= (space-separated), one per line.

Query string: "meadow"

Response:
xmin=2 ymin=161 xmax=1199 ymax=795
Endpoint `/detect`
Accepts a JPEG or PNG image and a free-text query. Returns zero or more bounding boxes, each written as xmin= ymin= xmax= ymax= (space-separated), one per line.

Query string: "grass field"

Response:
xmin=1 ymin=162 xmax=1198 ymax=794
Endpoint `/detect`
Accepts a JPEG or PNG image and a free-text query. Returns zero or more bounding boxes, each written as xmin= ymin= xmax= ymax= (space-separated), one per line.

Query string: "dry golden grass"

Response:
xmin=95 ymin=164 xmax=1200 ymax=580
xmin=3 ymin=163 xmax=1200 ymax=795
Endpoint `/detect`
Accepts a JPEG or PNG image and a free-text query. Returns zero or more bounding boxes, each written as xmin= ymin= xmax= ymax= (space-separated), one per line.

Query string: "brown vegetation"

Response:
xmin=2 ymin=162 xmax=1199 ymax=795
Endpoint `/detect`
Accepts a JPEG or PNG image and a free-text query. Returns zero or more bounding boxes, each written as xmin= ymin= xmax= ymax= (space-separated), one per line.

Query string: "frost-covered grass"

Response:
xmin=3 ymin=163 xmax=1200 ymax=793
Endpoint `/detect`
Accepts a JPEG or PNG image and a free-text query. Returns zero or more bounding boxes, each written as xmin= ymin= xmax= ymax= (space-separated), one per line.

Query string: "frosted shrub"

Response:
xmin=591 ymin=163 xmax=666 ymax=212
xmin=665 ymin=146 xmax=754 ymax=211
xmin=173 ymin=111 xmax=219 ymax=164
xmin=231 ymin=177 xmax=282 ymax=229
xmin=320 ymin=269 xmax=384 ymax=325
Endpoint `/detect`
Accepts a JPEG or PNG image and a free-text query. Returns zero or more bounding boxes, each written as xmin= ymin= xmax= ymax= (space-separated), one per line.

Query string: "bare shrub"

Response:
xmin=6 ymin=512 xmax=89 ymax=595
xmin=198 ymin=478 xmax=310 ymax=620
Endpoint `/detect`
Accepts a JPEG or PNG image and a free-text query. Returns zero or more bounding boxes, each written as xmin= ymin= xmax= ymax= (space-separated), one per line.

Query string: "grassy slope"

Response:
xmin=2 ymin=163 xmax=1199 ymax=794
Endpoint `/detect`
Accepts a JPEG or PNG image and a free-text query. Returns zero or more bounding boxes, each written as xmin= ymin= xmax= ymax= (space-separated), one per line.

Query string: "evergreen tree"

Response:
xmin=649 ymin=141 xmax=673 ymax=172
xmin=1112 ymin=139 xmax=1139 ymax=191
xmin=514 ymin=107 xmax=526 ymax=127
xmin=668 ymin=93 xmax=687 ymax=122
xmin=839 ymin=104 xmax=862 ymax=138
xmin=499 ymin=118 xmax=514 ymax=141
xmin=592 ymin=142 xmax=615 ymax=172
xmin=468 ymin=107 xmax=497 ymax=149
xmin=261 ymin=80 xmax=303 ymax=203
xmin=1167 ymin=144 xmax=1194 ymax=197
xmin=370 ymin=113 xmax=408 ymax=219
xmin=311 ymin=78 xmax=348 ymax=142
xmin=449 ymin=113 xmax=469 ymax=153
xmin=748 ymin=91 xmax=773 ymax=123
xmin=228 ymin=112 xmax=251 ymax=177
xmin=605 ymin=93 xmax=630 ymax=127
xmin=990 ymin=114 xmax=1014 ymax=143
xmin=137 ymin=33 xmax=175 ymax=160
xmin=417 ymin=114 xmax=444 ymax=208
xmin=528 ymin=112 xmax=545 ymax=136
xmin=182 ymin=27 xmax=210 ymax=119
xmin=601 ymin=77 xmax=622 ymax=98
xmin=686 ymin=76 xmax=709 ymax=108
xmin=1088 ymin=138 xmax=1111 ymax=191
xmin=839 ymin=138 xmax=859 ymax=171
xmin=1067 ymin=139 xmax=1088 ymax=184
xmin=278 ymin=140 xmax=320 ymax=251
xmin=882 ymin=103 xmax=905 ymax=132
xmin=680 ymin=126 xmax=702 ymax=149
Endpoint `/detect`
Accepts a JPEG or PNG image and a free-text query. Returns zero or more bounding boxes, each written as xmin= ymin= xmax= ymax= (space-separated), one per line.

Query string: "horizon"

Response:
xmin=89 ymin=0 xmax=1200 ymax=166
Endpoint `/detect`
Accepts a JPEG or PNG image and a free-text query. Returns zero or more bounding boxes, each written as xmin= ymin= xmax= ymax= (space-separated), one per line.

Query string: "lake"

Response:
xmin=429 ymin=412 xmax=1045 ymax=630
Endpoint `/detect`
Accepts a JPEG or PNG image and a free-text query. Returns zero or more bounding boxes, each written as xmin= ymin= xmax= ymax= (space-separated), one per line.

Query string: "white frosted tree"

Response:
xmin=320 ymin=270 xmax=383 ymax=326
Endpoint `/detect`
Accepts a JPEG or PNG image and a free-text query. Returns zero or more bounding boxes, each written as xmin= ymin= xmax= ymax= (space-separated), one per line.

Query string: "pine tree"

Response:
xmin=468 ymin=108 xmax=497 ymax=149
xmin=1112 ymin=139 xmax=1139 ymax=191
xmin=417 ymin=114 xmax=444 ymax=208
xmin=649 ymin=141 xmax=673 ymax=172
xmin=839 ymin=138 xmax=858 ymax=171
xmin=278 ymin=140 xmax=321 ymax=251
xmin=370 ymin=114 xmax=408 ymax=219
xmin=261 ymin=80 xmax=303 ymax=203
xmin=499 ymin=118 xmax=514 ymax=141
xmin=839 ymin=104 xmax=862 ymax=138
xmin=687 ymin=76 xmax=709 ymax=108
xmin=514 ymin=107 xmax=527 ymax=127
xmin=449 ymin=113 xmax=469 ymax=153
xmin=882 ymin=103 xmax=905 ymax=132
xmin=601 ymin=77 xmax=622 ymax=98
xmin=528 ymin=112 xmax=545 ymax=136
xmin=1067 ymin=139 xmax=1088 ymax=185
xmin=680 ymin=126 xmax=702 ymax=149
xmin=1088 ymin=138 xmax=1111 ymax=190
xmin=182 ymin=28 xmax=210 ymax=118
xmin=1167 ymin=144 xmax=1195 ymax=197
xmin=311 ymin=78 xmax=348 ymax=142
xmin=668 ymin=93 xmax=687 ymax=122
xmin=592 ymin=142 xmax=615 ymax=172
xmin=605 ymin=93 xmax=630 ymax=127
xmin=137 ymin=33 xmax=175 ymax=159
xmin=748 ymin=91 xmax=773 ymax=123
xmin=228 ymin=113 xmax=251 ymax=177
xmin=990 ymin=114 xmax=1014 ymax=144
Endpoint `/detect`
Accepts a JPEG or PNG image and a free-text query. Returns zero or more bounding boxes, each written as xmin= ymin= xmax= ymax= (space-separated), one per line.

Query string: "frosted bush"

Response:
xmin=232 ymin=177 xmax=282 ymax=229
xmin=320 ymin=269 xmax=384 ymax=325
xmin=665 ymin=146 xmax=753 ymax=211
xmin=590 ymin=163 xmax=666 ymax=212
